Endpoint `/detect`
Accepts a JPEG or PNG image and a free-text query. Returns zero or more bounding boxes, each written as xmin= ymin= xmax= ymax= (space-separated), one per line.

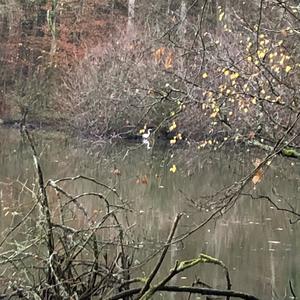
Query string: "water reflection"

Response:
xmin=0 ymin=127 xmax=299 ymax=299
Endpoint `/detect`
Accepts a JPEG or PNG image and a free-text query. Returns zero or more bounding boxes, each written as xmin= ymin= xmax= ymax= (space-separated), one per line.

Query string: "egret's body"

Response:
xmin=142 ymin=128 xmax=153 ymax=140
xmin=141 ymin=128 xmax=153 ymax=150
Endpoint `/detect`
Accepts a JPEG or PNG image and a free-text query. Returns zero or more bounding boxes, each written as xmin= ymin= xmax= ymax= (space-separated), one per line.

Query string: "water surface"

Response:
xmin=0 ymin=127 xmax=299 ymax=299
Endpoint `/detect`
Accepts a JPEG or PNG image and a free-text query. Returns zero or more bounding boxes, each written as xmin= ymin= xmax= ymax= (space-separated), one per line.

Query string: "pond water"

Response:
xmin=0 ymin=127 xmax=299 ymax=299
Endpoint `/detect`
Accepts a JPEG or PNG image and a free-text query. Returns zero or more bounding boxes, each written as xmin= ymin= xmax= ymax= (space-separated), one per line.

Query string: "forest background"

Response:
xmin=0 ymin=0 xmax=299 ymax=149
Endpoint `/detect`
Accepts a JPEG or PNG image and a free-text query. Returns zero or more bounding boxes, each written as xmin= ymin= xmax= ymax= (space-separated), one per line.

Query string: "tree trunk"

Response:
xmin=179 ymin=0 xmax=187 ymax=75
xmin=127 ymin=0 xmax=135 ymax=40
xmin=48 ymin=0 xmax=58 ymax=59
xmin=167 ymin=0 xmax=172 ymax=15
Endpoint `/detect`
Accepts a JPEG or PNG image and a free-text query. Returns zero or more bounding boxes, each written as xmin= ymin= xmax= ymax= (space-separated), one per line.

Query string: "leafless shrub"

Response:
xmin=57 ymin=1 xmax=299 ymax=148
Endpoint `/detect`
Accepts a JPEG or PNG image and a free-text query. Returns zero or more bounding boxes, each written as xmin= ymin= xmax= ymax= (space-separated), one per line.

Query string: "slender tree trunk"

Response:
xmin=127 ymin=0 xmax=135 ymax=40
xmin=180 ymin=0 xmax=187 ymax=40
xmin=47 ymin=0 xmax=58 ymax=59
xmin=210 ymin=0 xmax=217 ymax=34
xmin=167 ymin=0 xmax=172 ymax=15
xmin=179 ymin=0 xmax=187 ymax=75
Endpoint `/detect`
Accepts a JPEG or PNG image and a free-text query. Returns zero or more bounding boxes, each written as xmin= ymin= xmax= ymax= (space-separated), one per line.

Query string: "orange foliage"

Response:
xmin=164 ymin=51 xmax=174 ymax=69
xmin=1 ymin=0 xmax=127 ymax=74
xmin=252 ymin=158 xmax=263 ymax=185
xmin=136 ymin=175 xmax=149 ymax=185
xmin=154 ymin=47 xmax=174 ymax=69
xmin=154 ymin=47 xmax=165 ymax=63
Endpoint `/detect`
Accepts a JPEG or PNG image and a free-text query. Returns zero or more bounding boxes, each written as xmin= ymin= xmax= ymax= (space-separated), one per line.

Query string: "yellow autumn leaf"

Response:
xmin=169 ymin=121 xmax=177 ymax=131
xmin=277 ymin=40 xmax=283 ymax=46
xmin=274 ymin=66 xmax=280 ymax=73
xmin=219 ymin=11 xmax=225 ymax=21
xmin=198 ymin=141 xmax=207 ymax=148
xmin=170 ymin=164 xmax=177 ymax=173
xmin=210 ymin=111 xmax=218 ymax=118
xmin=223 ymin=69 xmax=230 ymax=76
xmin=246 ymin=42 xmax=252 ymax=49
xmin=285 ymin=65 xmax=292 ymax=73
xmin=279 ymin=57 xmax=285 ymax=65
xmin=230 ymin=72 xmax=240 ymax=80
xmin=202 ymin=72 xmax=208 ymax=78
xmin=257 ymin=49 xmax=266 ymax=59
xmin=170 ymin=138 xmax=176 ymax=145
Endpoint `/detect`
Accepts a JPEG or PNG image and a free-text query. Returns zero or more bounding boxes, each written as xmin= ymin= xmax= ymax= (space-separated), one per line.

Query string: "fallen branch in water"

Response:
xmin=107 ymin=285 xmax=259 ymax=300
xmin=139 ymin=253 xmax=232 ymax=300
xmin=249 ymin=139 xmax=300 ymax=159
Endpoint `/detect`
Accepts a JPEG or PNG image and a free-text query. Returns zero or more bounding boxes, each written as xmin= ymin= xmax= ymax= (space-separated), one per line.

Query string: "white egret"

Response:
xmin=142 ymin=128 xmax=153 ymax=140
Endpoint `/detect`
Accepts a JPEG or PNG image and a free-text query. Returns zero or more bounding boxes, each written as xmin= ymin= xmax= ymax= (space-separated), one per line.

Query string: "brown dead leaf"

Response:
xmin=248 ymin=131 xmax=255 ymax=140
xmin=136 ymin=175 xmax=149 ymax=185
xmin=164 ymin=51 xmax=173 ymax=69
xmin=252 ymin=158 xmax=263 ymax=185
xmin=112 ymin=167 xmax=121 ymax=176
xmin=253 ymin=158 xmax=262 ymax=168
xmin=154 ymin=47 xmax=165 ymax=63
xmin=252 ymin=171 xmax=263 ymax=185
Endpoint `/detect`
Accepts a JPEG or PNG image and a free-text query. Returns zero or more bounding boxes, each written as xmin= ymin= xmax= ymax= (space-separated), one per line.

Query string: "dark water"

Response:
xmin=0 ymin=127 xmax=299 ymax=299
